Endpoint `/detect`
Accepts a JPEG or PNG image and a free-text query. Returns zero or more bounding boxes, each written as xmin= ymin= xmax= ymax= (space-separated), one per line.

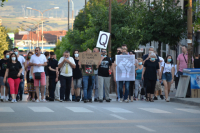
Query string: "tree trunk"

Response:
xmin=157 ymin=41 xmax=161 ymax=56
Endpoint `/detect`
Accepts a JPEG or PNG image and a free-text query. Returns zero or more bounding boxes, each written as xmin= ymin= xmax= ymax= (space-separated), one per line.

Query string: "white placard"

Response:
xmin=96 ymin=31 xmax=110 ymax=49
xmin=116 ymin=55 xmax=135 ymax=81
xmin=187 ymin=39 xmax=192 ymax=43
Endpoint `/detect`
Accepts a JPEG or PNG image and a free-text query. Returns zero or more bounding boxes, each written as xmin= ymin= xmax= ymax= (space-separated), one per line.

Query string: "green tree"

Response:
xmin=1 ymin=0 xmax=8 ymax=7
xmin=0 ymin=26 xmax=9 ymax=58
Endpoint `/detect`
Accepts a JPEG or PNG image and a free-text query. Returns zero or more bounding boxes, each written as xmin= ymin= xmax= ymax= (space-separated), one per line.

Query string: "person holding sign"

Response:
xmin=97 ymin=49 xmax=112 ymax=103
xmin=79 ymin=49 xmax=97 ymax=103
xmin=58 ymin=51 xmax=76 ymax=102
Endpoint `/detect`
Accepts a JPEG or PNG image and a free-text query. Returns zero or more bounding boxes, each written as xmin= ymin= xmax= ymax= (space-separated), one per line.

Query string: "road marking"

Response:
xmin=110 ymin=114 xmax=127 ymax=120
xmin=0 ymin=107 xmax=14 ymax=112
xmin=29 ymin=107 xmax=54 ymax=112
xmin=175 ymin=108 xmax=200 ymax=114
xmin=136 ymin=125 xmax=155 ymax=132
xmin=66 ymin=107 xmax=93 ymax=112
xmin=104 ymin=107 xmax=133 ymax=113
xmin=139 ymin=108 xmax=171 ymax=113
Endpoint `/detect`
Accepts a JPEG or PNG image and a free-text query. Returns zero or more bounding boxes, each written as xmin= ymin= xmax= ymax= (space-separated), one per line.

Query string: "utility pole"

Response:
xmin=108 ymin=0 xmax=112 ymax=57
xmin=187 ymin=0 xmax=192 ymax=68
xmin=68 ymin=0 xmax=70 ymax=31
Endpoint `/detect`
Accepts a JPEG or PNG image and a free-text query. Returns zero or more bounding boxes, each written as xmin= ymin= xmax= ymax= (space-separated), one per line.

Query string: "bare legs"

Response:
xmin=163 ymin=80 xmax=172 ymax=100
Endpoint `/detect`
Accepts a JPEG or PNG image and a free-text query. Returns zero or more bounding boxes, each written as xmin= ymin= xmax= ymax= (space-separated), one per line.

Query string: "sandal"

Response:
xmin=145 ymin=97 xmax=149 ymax=102
xmin=150 ymin=98 xmax=154 ymax=102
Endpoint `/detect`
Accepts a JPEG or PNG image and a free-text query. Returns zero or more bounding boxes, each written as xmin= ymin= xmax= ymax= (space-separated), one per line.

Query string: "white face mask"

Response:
xmin=12 ymin=57 xmax=16 ymax=61
xmin=74 ymin=54 xmax=79 ymax=58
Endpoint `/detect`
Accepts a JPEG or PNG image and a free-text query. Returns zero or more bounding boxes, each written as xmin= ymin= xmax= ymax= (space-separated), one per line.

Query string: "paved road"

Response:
xmin=0 ymin=95 xmax=200 ymax=133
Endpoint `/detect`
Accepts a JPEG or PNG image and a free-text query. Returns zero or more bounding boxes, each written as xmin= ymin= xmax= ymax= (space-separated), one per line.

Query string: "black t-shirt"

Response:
xmin=0 ymin=59 xmax=9 ymax=77
xmin=194 ymin=59 xmax=200 ymax=68
xmin=144 ymin=60 xmax=159 ymax=80
xmin=98 ymin=57 xmax=112 ymax=77
xmin=7 ymin=61 xmax=22 ymax=79
xmin=48 ymin=59 xmax=58 ymax=78
xmin=73 ymin=59 xmax=82 ymax=79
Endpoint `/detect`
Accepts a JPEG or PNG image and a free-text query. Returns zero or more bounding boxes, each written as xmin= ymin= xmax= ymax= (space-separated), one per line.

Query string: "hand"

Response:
xmin=114 ymin=78 xmax=116 ymax=82
xmin=78 ymin=61 xmax=81 ymax=66
xmin=17 ymin=73 xmax=21 ymax=77
xmin=142 ymin=76 xmax=144 ymax=80
xmin=171 ymin=79 xmax=174 ymax=84
xmin=21 ymin=79 xmax=23 ymax=82
xmin=3 ymin=78 xmax=6 ymax=84
xmin=159 ymin=79 xmax=162 ymax=83
xmin=64 ymin=58 xmax=70 ymax=63
xmin=38 ymin=64 xmax=42 ymax=67
xmin=55 ymin=78 xmax=58 ymax=82
xmin=101 ymin=56 xmax=105 ymax=61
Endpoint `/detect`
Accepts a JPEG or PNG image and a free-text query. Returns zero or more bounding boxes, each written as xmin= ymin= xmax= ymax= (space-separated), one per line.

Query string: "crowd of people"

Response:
xmin=0 ymin=45 xmax=196 ymax=103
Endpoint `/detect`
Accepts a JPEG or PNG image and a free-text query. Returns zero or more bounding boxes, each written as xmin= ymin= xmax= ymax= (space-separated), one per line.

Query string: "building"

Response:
xmin=14 ymin=30 xmax=67 ymax=53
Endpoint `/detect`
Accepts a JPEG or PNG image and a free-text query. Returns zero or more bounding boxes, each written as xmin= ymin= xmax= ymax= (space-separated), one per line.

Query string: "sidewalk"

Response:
xmin=170 ymin=89 xmax=200 ymax=106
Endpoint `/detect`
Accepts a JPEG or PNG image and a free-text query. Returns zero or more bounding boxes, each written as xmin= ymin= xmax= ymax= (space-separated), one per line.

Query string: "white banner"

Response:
xmin=116 ymin=55 xmax=135 ymax=81
xmin=96 ymin=31 xmax=110 ymax=49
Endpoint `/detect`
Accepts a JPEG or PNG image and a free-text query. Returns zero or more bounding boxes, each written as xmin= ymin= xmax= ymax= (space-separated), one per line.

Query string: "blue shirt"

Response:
xmin=136 ymin=68 xmax=143 ymax=80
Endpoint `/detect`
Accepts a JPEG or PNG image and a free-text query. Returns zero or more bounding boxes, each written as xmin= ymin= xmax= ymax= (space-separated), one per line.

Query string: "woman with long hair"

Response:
xmin=25 ymin=52 xmax=35 ymax=101
xmin=4 ymin=53 xmax=22 ymax=103
xmin=159 ymin=55 xmax=174 ymax=102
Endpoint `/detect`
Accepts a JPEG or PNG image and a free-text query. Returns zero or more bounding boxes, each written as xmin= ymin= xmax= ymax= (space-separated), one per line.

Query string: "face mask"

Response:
xmin=28 ymin=56 xmax=31 ymax=59
xmin=30 ymin=76 xmax=32 ymax=79
xmin=14 ymin=52 xmax=18 ymax=55
xmin=12 ymin=57 xmax=16 ymax=61
xmin=74 ymin=54 xmax=79 ymax=58
xmin=151 ymin=58 xmax=155 ymax=61
xmin=6 ymin=55 xmax=9 ymax=59
xmin=35 ymin=52 xmax=38 ymax=55
xmin=139 ymin=62 xmax=142 ymax=65
xmin=168 ymin=59 xmax=172 ymax=62
xmin=48 ymin=57 xmax=50 ymax=59
xmin=104 ymin=55 xmax=107 ymax=58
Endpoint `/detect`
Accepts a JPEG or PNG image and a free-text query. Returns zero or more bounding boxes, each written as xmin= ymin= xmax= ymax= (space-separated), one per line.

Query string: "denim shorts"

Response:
xmin=162 ymin=72 xmax=172 ymax=82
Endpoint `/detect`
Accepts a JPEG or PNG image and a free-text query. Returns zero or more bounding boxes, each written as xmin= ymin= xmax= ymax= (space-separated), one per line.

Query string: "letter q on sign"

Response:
xmin=96 ymin=31 xmax=110 ymax=49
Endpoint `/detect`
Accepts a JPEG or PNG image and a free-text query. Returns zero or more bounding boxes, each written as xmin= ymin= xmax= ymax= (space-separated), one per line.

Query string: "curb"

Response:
xmin=171 ymin=98 xmax=200 ymax=106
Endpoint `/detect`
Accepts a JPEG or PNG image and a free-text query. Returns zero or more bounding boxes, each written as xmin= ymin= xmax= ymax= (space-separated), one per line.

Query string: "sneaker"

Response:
xmin=27 ymin=96 xmax=31 ymax=101
xmin=106 ymin=99 xmax=111 ymax=102
xmin=94 ymin=98 xmax=98 ymax=102
xmin=160 ymin=95 xmax=164 ymax=100
xmin=36 ymin=99 xmax=40 ymax=102
xmin=41 ymin=99 xmax=47 ymax=102
xmin=1 ymin=98 xmax=4 ymax=102
xmin=119 ymin=98 xmax=123 ymax=102
xmin=32 ymin=98 xmax=35 ymax=102
xmin=11 ymin=99 xmax=15 ymax=103
xmin=116 ymin=97 xmax=118 ymax=101
xmin=124 ymin=99 xmax=129 ymax=103
xmin=55 ymin=99 xmax=60 ymax=101
xmin=65 ymin=99 xmax=71 ymax=102
xmin=84 ymin=100 xmax=88 ymax=103
xmin=14 ymin=99 xmax=17 ymax=103
xmin=89 ymin=99 xmax=92 ymax=103
xmin=154 ymin=96 xmax=158 ymax=100
xmin=99 ymin=99 xmax=103 ymax=103
xmin=60 ymin=99 xmax=63 ymax=102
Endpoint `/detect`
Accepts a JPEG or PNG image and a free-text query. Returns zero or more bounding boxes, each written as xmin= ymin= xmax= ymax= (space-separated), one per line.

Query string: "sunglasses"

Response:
xmin=35 ymin=50 xmax=38 ymax=51
xmin=102 ymin=51 xmax=107 ymax=53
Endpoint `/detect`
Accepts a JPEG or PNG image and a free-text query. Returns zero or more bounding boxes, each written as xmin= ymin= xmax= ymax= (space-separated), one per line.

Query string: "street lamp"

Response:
xmin=26 ymin=7 xmax=59 ymax=53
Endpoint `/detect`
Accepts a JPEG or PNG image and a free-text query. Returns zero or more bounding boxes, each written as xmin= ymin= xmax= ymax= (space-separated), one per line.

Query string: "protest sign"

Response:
xmin=79 ymin=52 xmax=101 ymax=65
xmin=116 ymin=55 xmax=135 ymax=81
xmin=96 ymin=31 xmax=110 ymax=49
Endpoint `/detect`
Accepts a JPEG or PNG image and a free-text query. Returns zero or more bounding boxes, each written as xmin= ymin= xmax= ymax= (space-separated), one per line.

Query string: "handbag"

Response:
xmin=34 ymin=72 xmax=41 ymax=79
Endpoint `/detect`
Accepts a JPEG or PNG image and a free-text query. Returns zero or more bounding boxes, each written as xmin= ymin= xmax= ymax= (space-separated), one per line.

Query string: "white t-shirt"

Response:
xmin=30 ymin=54 xmax=47 ymax=73
xmin=18 ymin=55 xmax=25 ymax=75
xmin=161 ymin=62 xmax=174 ymax=73
xmin=58 ymin=57 xmax=75 ymax=77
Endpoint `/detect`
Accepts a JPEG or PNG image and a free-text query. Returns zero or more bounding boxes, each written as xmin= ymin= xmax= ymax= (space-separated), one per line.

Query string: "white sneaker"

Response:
xmin=14 ymin=99 xmax=17 ymax=103
xmin=124 ymin=100 xmax=129 ymax=103
xmin=11 ymin=99 xmax=15 ymax=103
xmin=42 ymin=99 xmax=46 ymax=102
xmin=5 ymin=97 xmax=8 ymax=102
xmin=36 ymin=99 xmax=40 ymax=102
xmin=119 ymin=98 xmax=123 ymax=102
xmin=32 ymin=98 xmax=35 ymax=102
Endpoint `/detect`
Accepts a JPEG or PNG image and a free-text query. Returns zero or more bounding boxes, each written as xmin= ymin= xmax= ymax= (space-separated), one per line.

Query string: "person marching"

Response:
xmin=160 ymin=55 xmax=174 ymax=102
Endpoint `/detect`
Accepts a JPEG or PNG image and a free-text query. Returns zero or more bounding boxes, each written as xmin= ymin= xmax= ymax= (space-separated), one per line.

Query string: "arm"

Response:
xmin=157 ymin=69 xmax=160 ymax=79
xmin=160 ymin=66 xmax=164 ymax=80
xmin=112 ymin=61 xmax=116 ymax=82
xmin=40 ymin=62 xmax=47 ymax=67
xmin=141 ymin=67 xmax=146 ymax=80
xmin=49 ymin=66 xmax=57 ymax=71
xmin=177 ymin=60 xmax=180 ymax=73
xmin=171 ymin=66 xmax=175 ymax=82
xmin=25 ymin=60 xmax=27 ymax=71
xmin=68 ymin=61 xmax=76 ymax=69
xmin=3 ymin=69 xmax=9 ymax=83
xmin=97 ymin=56 xmax=104 ymax=69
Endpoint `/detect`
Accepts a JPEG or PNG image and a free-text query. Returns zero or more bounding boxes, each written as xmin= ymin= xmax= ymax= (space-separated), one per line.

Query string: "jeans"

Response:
xmin=49 ymin=77 xmax=57 ymax=99
xmin=117 ymin=81 xmax=120 ymax=98
xmin=55 ymin=81 xmax=60 ymax=99
xmin=83 ymin=76 xmax=95 ymax=100
xmin=60 ymin=75 xmax=72 ymax=100
xmin=135 ymin=79 xmax=143 ymax=98
xmin=17 ymin=75 xmax=24 ymax=100
xmin=129 ymin=81 xmax=135 ymax=97
xmin=119 ymin=81 xmax=130 ymax=100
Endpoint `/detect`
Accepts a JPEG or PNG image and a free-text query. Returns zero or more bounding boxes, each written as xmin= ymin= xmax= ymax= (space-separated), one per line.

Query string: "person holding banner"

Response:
xmin=142 ymin=53 xmax=160 ymax=102
xmin=97 ymin=49 xmax=112 ymax=103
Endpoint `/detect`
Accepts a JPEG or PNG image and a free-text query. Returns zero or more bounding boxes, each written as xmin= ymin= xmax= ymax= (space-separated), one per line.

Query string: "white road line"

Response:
xmin=139 ymin=108 xmax=171 ymax=113
xmin=66 ymin=107 xmax=93 ymax=112
xmin=104 ymin=107 xmax=133 ymax=113
xmin=136 ymin=125 xmax=155 ymax=132
xmin=0 ymin=107 xmax=14 ymax=112
xmin=29 ymin=107 xmax=54 ymax=112
xmin=110 ymin=114 xmax=127 ymax=120
xmin=175 ymin=108 xmax=200 ymax=114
